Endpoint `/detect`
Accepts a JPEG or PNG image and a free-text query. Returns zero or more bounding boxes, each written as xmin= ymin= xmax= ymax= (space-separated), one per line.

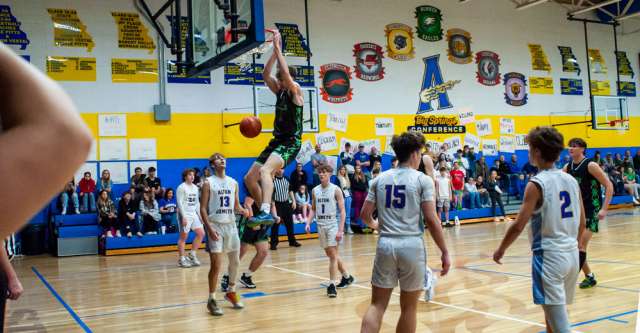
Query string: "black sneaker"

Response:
xmin=327 ymin=284 xmax=337 ymax=298
xmin=336 ymin=275 xmax=355 ymax=289
xmin=239 ymin=273 xmax=256 ymax=289
xmin=221 ymin=274 xmax=230 ymax=292
xmin=579 ymin=274 xmax=597 ymax=289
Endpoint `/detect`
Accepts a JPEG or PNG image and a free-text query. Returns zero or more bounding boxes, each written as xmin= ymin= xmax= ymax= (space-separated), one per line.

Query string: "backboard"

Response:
xmin=592 ymin=95 xmax=630 ymax=130
xmin=189 ymin=0 xmax=265 ymax=77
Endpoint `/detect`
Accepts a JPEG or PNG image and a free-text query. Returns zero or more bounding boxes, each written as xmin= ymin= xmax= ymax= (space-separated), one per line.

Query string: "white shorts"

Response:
xmin=207 ymin=221 xmax=240 ymax=253
xmin=179 ymin=213 xmax=203 ymax=233
xmin=372 ymin=236 xmax=426 ymax=292
xmin=318 ymin=223 xmax=339 ymax=249
xmin=436 ymin=198 xmax=450 ymax=208
xmin=532 ymin=250 xmax=579 ymax=305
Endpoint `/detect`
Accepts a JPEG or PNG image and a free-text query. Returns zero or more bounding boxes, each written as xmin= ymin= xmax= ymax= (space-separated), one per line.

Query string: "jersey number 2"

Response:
xmin=384 ymin=185 xmax=406 ymax=209
xmin=559 ymin=191 xmax=573 ymax=219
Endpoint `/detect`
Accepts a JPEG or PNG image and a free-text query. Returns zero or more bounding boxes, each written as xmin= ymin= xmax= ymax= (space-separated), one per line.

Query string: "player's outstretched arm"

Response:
xmin=493 ymin=182 xmax=541 ymax=264
xmin=421 ymin=200 xmax=450 ymax=276
xmin=262 ymin=51 xmax=279 ymax=94
xmin=0 ymin=44 xmax=92 ymax=239
xmin=588 ymin=162 xmax=613 ymax=219
xmin=272 ymin=32 xmax=302 ymax=101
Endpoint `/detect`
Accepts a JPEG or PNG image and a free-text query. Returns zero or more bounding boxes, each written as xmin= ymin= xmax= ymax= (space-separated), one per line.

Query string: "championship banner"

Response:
xmin=112 ymin=12 xmax=155 ymax=53
xmin=0 ymin=5 xmax=29 ymax=50
xmin=407 ymin=115 xmax=465 ymax=134
xmin=46 ymin=56 xmax=96 ymax=81
xmin=558 ymin=46 xmax=580 ymax=75
xmin=588 ymin=49 xmax=607 ymax=74
xmin=167 ymin=61 xmax=211 ymax=84
xmin=504 ymin=72 xmax=528 ymax=106
xmin=446 ymin=29 xmax=472 ymax=64
xmin=47 ymin=8 xmax=94 ymax=51
xmin=224 ymin=64 xmax=314 ymax=87
xmin=528 ymin=44 xmax=551 ymax=72
xmin=590 ymin=80 xmax=611 ymax=96
xmin=274 ymin=23 xmax=310 ymax=58
xmin=560 ymin=78 xmax=583 ymax=96
xmin=415 ymin=5 xmax=443 ymax=42
xmin=475 ymin=51 xmax=500 ymax=86
xmin=615 ymin=51 xmax=634 ymax=78
xmin=384 ymin=23 xmax=415 ymax=61
xmin=319 ymin=63 xmax=353 ymax=103
xmin=353 ymin=42 xmax=385 ymax=81
xmin=617 ymin=81 xmax=636 ymax=97
xmin=112 ymin=58 xmax=158 ymax=83
xmin=167 ymin=16 xmax=210 ymax=56
xmin=529 ymin=76 xmax=553 ymax=94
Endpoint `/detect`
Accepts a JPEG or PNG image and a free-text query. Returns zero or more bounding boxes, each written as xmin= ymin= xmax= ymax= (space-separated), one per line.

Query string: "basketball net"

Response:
xmin=232 ymin=29 xmax=275 ymax=73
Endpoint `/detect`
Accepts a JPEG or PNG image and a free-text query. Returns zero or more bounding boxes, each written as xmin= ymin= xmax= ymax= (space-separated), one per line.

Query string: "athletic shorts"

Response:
xmin=437 ymin=198 xmax=450 ymax=208
xmin=532 ymin=250 xmax=579 ymax=305
xmin=318 ymin=223 xmax=339 ymax=249
xmin=241 ymin=225 xmax=270 ymax=244
xmin=179 ymin=213 xmax=203 ymax=233
xmin=256 ymin=136 xmax=301 ymax=166
xmin=585 ymin=214 xmax=599 ymax=233
xmin=372 ymin=236 xmax=426 ymax=292
xmin=207 ymin=221 xmax=240 ymax=253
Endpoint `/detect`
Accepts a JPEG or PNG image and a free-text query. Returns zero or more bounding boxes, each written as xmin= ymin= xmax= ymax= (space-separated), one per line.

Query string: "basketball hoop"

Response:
xmin=233 ymin=28 xmax=275 ymax=73
xmin=609 ymin=119 xmax=630 ymax=129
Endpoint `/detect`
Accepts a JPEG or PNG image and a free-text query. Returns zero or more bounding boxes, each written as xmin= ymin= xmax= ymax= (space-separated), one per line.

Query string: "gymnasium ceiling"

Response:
xmin=504 ymin=0 xmax=640 ymax=22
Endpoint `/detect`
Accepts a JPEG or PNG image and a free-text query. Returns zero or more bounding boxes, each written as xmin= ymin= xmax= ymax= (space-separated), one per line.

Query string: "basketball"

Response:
xmin=240 ymin=116 xmax=262 ymax=138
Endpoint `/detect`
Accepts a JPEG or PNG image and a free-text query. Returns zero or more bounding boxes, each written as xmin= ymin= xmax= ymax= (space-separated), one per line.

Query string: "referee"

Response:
xmin=270 ymin=168 xmax=301 ymax=250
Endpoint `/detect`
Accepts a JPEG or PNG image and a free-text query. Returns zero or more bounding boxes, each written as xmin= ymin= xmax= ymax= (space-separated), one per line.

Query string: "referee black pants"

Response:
xmin=271 ymin=201 xmax=297 ymax=247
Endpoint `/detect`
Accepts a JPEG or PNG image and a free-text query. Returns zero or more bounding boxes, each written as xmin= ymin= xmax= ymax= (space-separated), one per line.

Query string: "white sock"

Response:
xmin=342 ymin=272 xmax=350 ymax=278
xmin=244 ymin=271 xmax=252 ymax=277
xmin=190 ymin=251 xmax=197 ymax=257
xmin=209 ymin=292 xmax=216 ymax=300
xmin=260 ymin=203 xmax=270 ymax=214
xmin=329 ymin=280 xmax=336 ymax=286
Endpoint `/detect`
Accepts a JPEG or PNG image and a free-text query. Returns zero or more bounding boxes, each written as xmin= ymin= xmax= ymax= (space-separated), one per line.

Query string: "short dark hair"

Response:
xmin=182 ymin=168 xmax=195 ymax=180
xmin=391 ymin=131 xmax=426 ymax=163
xmin=457 ymin=149 xmax=463 ymax=153
xmin=135 ymin=167 xmax=142 ymax=172
xmin=345 ymin=142 xmax=351 ymax=147
xmin=164 ymin=188 xmax=174 ymax=199
xmin=148 ymin=166 xmax=156 ymax=172
xmin=84 ymin=171 xmax=91 ymax=177
xmin=528 ymin=126 xmax=565 ymax=163
xmin=439 ymin=167 xmax=447 ymax=172
xmin=568 ymin=137 xmax=587 ymax=149
xmin=317 ymin=164 xmax=333 ymax=174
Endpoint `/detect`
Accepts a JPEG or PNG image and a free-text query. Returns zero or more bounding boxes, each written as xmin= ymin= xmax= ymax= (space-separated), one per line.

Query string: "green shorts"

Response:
xmin=237 ymin=215 xmax=270 ymax=244
xmin=586 ymin=215 xmax=599 ymax=233
xmin=256 ymin=137 xmax=301 ymax=166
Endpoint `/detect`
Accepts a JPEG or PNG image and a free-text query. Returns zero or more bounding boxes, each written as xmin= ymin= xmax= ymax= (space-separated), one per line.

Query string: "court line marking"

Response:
xmin=265 ymin=264 xmax=585 ymax=333
xmin=32 ymin=266 xmax=93 ymax=333
xmin=607 ymin=318 xmax=629 ymax=324
xmin=591 ymin=240 xmax=640 ymax=247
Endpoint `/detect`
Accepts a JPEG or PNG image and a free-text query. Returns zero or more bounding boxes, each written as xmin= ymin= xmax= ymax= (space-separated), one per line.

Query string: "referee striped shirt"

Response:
xmin=273 ymin=176 xmax=291 ymax=203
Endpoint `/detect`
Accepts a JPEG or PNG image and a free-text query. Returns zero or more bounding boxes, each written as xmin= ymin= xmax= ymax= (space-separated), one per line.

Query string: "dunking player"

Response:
xmin=360 ymin=132 xmax=450 ymax=333
xmin=494 ymin=127 xmax=585 ymax=332
xmin=244 ymin=31 xmax=304 ymax=225
xmin=563 ymin=138 xmax=613 ymax=289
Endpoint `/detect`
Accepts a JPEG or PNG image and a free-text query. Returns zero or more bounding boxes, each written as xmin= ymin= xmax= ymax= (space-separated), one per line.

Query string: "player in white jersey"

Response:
xmin=360 ymin=132 xmax=450 ymax=333
xmin=306 ymin=164 xmax=355 ymax=298
xmin=176 ymin=168 xmax=205 ymax=268
xmin=200 ymin=153 xmax=249 ymax=316
xmin=494 ymin=126 xmax=586 ymax=333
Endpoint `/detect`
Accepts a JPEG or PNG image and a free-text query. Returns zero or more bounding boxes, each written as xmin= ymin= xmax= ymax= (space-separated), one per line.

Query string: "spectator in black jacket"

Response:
xmin=118 ymin=192 xmax=142 ymax=237
xmin=289 ymin=162 xmax=309 ymax=192
xmin=634 ymin=149 xmax=640 ymax=173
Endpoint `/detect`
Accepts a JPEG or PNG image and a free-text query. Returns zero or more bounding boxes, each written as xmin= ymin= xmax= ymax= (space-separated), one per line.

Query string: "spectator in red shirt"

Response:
xmin=450 ymin=162 xmax=465 ymax=211
xmin=78 ymin=171 xmax=96 ymax=213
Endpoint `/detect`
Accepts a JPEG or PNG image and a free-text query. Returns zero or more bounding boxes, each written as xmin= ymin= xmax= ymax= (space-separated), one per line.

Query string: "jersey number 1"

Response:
xmin=559 ymin=191 xmax=573 ymax=219
xmin=384 ymin=185 xmax=406 ymax=209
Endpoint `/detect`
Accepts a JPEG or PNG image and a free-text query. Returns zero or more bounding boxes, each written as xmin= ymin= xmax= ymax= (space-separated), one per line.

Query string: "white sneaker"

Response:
xmin=161 ymin=226 xmax=166 ymax=235
xmin=188 ymin=253 xmax=201 ymax=266
xmin=454 ymin=216 xmax=460 ymax=226
xmin=179 ymin=257 xmax=192 ymax=268
xmin=292 ymin=215 xmax=300 ymax=223
xmin=424 ymin=274 xmax=438 ymax=302
xmin=61 ymin=209 xmax=67 ymax=215
xmin=136 ymin=232 xmax=143 ymax=237
xmin=115 ymin=230 xmax=122 ymax=237
xmin=74 ymin=208 xmax=80 ymax=214
xmin=106 ymin=230 xmax=113 ymax=238
xmin=633 ymin=198 xmax=640 ymax=205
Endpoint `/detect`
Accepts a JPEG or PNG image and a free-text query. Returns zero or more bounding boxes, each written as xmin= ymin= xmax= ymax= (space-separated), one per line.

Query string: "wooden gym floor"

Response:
xmin=7 ymin=208 xmax=640 ymax=333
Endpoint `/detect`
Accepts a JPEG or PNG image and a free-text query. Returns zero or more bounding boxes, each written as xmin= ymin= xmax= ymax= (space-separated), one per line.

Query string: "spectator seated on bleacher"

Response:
xmin=97 ymin=190 xmax=119 ymax=238
xmin=158 ymin=188 xmax=178 ymax=234
xmin=463 ymin=178 xmax=482 ymax=209
xmin=130 ymin=167 xmax=146 ymax=201
xmin=144 ymin=166 xmax=164 ymax=198
xmin=622 ymin=166 xmax=640 ymax=204
xmin=78 ymin=171 xmax=97 ymax=213
xmin=98 ymin=169 xmax=113 ymax=199
xmin=514 ymin=174 xmax=526 ymax=200
xmin=475 ymin=175 xmax=490 ymax=207
xmin=139 ymin=190 xmax=161 ymax=235
xmin=60 ymin=178 xmax=80 ymax=215
xmin=118 ymin=191 xmax=142 ymax=237
xmin=608 ymin=165 xmax=626 ymax=196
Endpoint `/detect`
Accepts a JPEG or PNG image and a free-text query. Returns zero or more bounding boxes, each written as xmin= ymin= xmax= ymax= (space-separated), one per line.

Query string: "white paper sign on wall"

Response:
xmin=464 ymin=133 xmax=480 ymax=150
xmin=129 ymin=138 xmax=157 ymax=160
xmin=100 ymin=162 xmax=129 ymax=184
xmin=458 ymin=108 xmax=475 ymax=125
xmin=500 ymin=118 xmax=515 ymax=135
xmin=515 ymin=134 xmax=529 ymax=150
xmin=444 ymin=136 xmax=462 ymax=154
xmin=482 ymin=139 xmax=498 ymax=156
xmin=427 ymin=140 xmax=441 ymax=153
xmin=375 ymin=118 xmax=394 ymax=136
xmin=500 ymin=136 xmax=515 ymax=153
xmin=99 ymin=138 xmax=127 ymax=161
xmin=315 ymin=131 xmax=338 ymax=151
xmin=98 ymin=114 xmax=127 ymax=137
xmin=476 ymin=119 xmax=493 ymax=137
xmin=295 ymin=140 xmax=315 ymax=165
xmin=327 ymin=110 xmax=348 ymax=132
xmin=339 ymin=138 xmax=359 ymax=154
xmin=359 ymin=138 xmax=382 ymax=154
xmin=384 ymin=136 xmax=395 ymax=155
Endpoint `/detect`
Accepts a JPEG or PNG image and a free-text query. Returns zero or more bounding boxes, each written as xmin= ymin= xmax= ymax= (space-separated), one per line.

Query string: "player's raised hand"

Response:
xmin=272 ymin=30 xmax=282 ymax=50
xmin=440 ymin=253 xmax=450 ymax=276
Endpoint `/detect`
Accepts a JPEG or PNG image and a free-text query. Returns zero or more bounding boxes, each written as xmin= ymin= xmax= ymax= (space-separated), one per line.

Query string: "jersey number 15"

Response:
xmin=384 ymin=185 xmax=406 ymax=209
